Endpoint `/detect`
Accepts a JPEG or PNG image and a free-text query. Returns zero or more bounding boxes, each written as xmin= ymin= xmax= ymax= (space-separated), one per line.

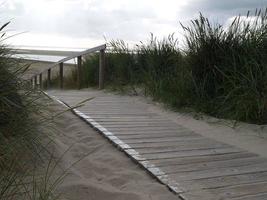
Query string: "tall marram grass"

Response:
xmin=0 ymin=22 xmax=63 ymax=199
xmin=182 ymin=9 xmax=267 ymax=123
xmin=78 ymin=40 xmax=138 ymax=91
xmin=65 ymin=8 xmax=267 ymax=124
xmin=136 ymin=34 xmax=191 ymax=106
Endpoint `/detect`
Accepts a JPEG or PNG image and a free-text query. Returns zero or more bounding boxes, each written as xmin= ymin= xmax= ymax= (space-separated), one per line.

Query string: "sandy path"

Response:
xmin=49 ymin=102 xmax=179 ymax=200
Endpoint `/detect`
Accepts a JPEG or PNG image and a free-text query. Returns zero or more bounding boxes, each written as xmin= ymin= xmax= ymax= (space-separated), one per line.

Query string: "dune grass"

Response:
xmin=0 ymin=23 xmax=67 ymax=200
xmin=54 ymin=8 xmax=267 ymax=124
xmin=182 ymin=9 xmax=267 ymax=123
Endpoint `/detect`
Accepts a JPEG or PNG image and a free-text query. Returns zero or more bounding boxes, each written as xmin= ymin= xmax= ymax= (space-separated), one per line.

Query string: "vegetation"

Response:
xmin=182 ymin=9 xmax=267 ymax=123
xmin=0 ymin=22 xmax=63 ymax=200
xmin=57 ymin=8 xmax=267 ymax=124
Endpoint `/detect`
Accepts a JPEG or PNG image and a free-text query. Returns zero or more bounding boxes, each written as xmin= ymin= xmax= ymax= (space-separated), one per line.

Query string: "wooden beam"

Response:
xmin=47 ymin=68 xmax=51 ymax=88
xmin=39 ymin=73 xmax=42 ymax=89
xmin=34 ymin=76 xmax=37 ymax=88
xmin=59 ymin=44 xmax=106 ymax=64
xmin=59 ymin=62 xmax=63 ymax=89
xmin=77 ymin=56 xmax=82 ymax=89
xmin=36 ymin=44 xmax=106 ymax=75
xmin=99 ymin=49 xmax=105 ymax=89
xmin=30 ymin=78 xmax=34 ymax=89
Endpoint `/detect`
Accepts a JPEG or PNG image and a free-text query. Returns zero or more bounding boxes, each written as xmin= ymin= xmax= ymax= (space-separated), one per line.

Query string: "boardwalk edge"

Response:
xmin=44 ymin=91 xmax=186 ymax=199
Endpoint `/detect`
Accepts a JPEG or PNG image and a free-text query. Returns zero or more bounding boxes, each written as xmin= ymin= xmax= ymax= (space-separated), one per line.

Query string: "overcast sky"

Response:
xmin=1 ymin=0 xmax=267 ymax=49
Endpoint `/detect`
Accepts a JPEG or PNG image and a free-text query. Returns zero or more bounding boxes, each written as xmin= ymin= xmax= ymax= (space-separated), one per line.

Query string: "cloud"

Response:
xmin=1 ymin=0 xmax=267 ymax=47
xmin=178 ymin=0 xmax=267 ymax=22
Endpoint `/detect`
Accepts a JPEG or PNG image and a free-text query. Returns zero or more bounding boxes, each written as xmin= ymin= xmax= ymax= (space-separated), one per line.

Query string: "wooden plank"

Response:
xmin=80 ymin=116 xmax=165 ymax=120
xmin=133 ymin=141 xmax=229 ymax=151
xmin=111 ymin=130 xmax=192 ymax=136
xmin=12 ymin=48 xmax=79 ymax=56
xmin=120 ymin=135 xmax=203 ymax=144
xmin=84 ymin=118 xmax=170 ymax=122
xmin=170 ymin=162 xmax=267 ymax=182
xmin=112 ymin=131 xmax=196 ymax=139
xmin=159 ymin=156 xmax=266 ymax=174
xmin=149 ymin=152 xmax=257 ymax=167
xmin=101 ymin=124 xmax=181 ymax=128
xmin=106 ymin=127 xmax=182 ymax=132
xmin=141 ymin=147 xmax=243 ymax=160
xmin=135 ymin=143 xmax=230 ymax=154
xmin=179 ymin=171 xmax=267 ymax=191
xmin=87 ymin=111 xmax=155 ymax=114
xmin=118 ymin=134 xmax=198 ymax=142
xmin=124 ymin=138 xmax=224 ymax=149
xmin=99 ymin=49 xmax=105 ymax=89
xmin=89 ymin=113 xmax=157 ymax=117
xmin=230 ymin=192 xmax=267 ymax=200
xmin=182 ymin=181 xmax=267 ymax=200
xmin=97 ymin=120 xmax=177 ymax=125
xmin=58 ymin=44 xmax=106 ymax=64
xmin=59 ymin=62 xmax=63 ymax=89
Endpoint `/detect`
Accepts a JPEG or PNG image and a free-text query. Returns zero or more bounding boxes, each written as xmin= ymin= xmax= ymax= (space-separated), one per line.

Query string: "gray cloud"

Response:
xmin=178 ymin=0 xmax=267 ymax=22
xmin=1 ymin=0 xmax=267 ymax=47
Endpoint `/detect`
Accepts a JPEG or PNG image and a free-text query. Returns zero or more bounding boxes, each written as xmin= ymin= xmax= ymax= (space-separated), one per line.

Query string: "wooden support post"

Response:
xmin=77 ymin=56 xmax=82 ymax=89
xmin=99 ymin=49 xmax=105 ymax=89
xmin=39 ymin=73 xmax=42 ymax=89
xmin=34 ymin=76 xmax=37 ymax=88
xmin=59 ymin=62 xmax=63 ymax=89
xmin=47 ymin=68 xmax=51 ymax=89
xmin=31 ymin=78 xmax=33 ymax=88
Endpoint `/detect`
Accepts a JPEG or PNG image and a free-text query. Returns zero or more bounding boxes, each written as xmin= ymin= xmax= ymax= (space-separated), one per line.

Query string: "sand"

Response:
xmin=48 ymin=101 xmax=179 ymax=200
xmin=142 ymin=96 xmax=267 ymax=159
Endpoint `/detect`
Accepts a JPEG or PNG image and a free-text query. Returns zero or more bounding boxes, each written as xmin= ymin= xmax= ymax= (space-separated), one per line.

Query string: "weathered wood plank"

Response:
xmin=123 ymin=138 xmax=228 ymax=149
xmin=106 ymin=127 xmax=182 ymax=132
xmin=100 ymin=124 xmax=180 ymax=128
xmin=149 ymin=152 xmax=257 ymax=167
xmin=158 ymin=156 xmax=266 ymax=174
xmin=134 ymin=143 xmax=230 ymax=154
xmin=230 ymin=192 xmax=267 ymax=200
xmin=179 ymin=171 xmax=267 ymax=191
xmin=112 ymin=132 xmax=196 ymax=139
xmin=56 ymin=44 xmax=106 ymax=64
xmin=182 ymin=181 xmax=267 ymax=200
xmin=141 ymin=147 xmax=243 ymax=160
xmin=98 ymin=121 xmax=177 ymax=125
xmin=170 ymin=162 xmax=267 ymax=181
xmin=120 ymin=135 xmax=203 ymax=144
xmin=111 ymin=130 xmax=193 ymax=136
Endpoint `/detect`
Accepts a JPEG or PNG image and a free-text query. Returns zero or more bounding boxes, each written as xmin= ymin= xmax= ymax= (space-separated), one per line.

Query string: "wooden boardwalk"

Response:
xmin=48 ymin=89 xmax=267 ymax=200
